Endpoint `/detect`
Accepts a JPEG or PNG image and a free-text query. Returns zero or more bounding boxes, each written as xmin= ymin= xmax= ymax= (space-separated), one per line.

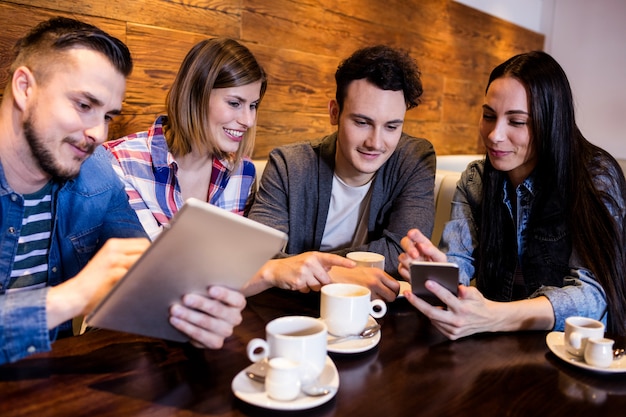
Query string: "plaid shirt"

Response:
xmin=103 ymin=116 xmax=256 ymax=240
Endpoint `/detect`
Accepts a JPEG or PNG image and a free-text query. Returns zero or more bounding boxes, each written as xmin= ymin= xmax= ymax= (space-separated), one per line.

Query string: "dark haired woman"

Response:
xmin=398 ymin=51 xmax=626 ymax=339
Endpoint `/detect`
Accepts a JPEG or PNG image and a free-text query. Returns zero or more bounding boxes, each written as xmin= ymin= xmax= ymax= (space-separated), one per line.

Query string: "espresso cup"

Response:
xmin=346 ymin=251 xmax=385 ymax=269
xmin=584 ymin=337 xmax=614 ymax=368
xmin=246 ymin=316 xmax=327 ymax=384
xmin=320 ymin=283 xmax=387 ymax=337
xmin=265 ymin=357 xmax=301 ymax=401
xmin=564 ymin=316 xmax=605 ymax=357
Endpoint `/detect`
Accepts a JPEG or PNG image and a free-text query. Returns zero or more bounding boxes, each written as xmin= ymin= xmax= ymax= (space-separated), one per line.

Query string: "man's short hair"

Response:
xmin=334 ymin=45 xmax=423 ymax=113
xmin=10 ymin=16 xmax=133 ymax=82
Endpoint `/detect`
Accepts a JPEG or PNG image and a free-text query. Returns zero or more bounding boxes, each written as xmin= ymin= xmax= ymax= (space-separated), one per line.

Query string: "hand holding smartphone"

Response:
xmin=410 ymin=261 xmax=459 ymax=306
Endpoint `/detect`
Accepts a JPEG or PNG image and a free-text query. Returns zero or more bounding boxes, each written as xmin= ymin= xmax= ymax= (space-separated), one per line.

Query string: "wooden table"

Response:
xmin=2 ymin=288 xmax=626 ymax=416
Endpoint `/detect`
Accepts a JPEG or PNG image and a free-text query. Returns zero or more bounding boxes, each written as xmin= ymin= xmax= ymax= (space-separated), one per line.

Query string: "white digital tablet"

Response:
xmin=87 ymin=198 xmax=288 ymax=342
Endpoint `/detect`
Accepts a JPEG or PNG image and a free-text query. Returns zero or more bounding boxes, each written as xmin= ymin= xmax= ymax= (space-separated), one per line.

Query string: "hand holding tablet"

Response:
xmin=87 ymin=198 xmax=288 ymax=342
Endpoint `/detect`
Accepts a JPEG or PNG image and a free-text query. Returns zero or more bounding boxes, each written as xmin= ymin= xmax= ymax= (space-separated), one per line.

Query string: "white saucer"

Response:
xmin=546 ymin=331 xmax=626 ymax=374
xmin=397 ymin=280 xmax=411 ymax=298
xmin=231 ymin=356 xmax=339 ymax=410
xmin=326 ymin=316 xmax=381 ymax=354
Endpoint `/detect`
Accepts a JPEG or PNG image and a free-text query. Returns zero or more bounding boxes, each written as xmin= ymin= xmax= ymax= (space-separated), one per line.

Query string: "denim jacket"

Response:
xmin=0 ymin=147 xmax=147 ymax=364
xmin=440 ymin=160 xmax=625 ymax=331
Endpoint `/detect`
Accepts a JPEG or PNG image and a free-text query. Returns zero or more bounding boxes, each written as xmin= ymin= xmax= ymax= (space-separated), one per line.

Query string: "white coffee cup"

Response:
xmin=265 ymin=357 xmax=301 ymax=401
xmin=564 ymin=316 xmax=605 ymax=357
xmin=584 ymin=337 xmax=614 ymax=368
xmin=346 ymin=251 xmax=385 ymax=269
xmin=320 ymin=283 xmax=387 ymax=337
xmin=246 ymin=316 xmax=327 ymax=384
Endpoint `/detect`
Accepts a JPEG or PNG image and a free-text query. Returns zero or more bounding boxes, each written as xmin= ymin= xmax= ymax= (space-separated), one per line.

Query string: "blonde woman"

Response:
xmin=104 ymin=38 xmax=266 ymax=239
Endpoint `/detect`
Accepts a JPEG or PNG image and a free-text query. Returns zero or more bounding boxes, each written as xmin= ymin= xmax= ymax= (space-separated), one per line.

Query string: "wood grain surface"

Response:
xmin=2 ymin=289 xmax=626 ymax=417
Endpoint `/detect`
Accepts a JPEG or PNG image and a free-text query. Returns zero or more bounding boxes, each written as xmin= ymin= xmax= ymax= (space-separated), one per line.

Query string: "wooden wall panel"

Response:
xmin=124 ymin=24 xmax=213 ymax=109
xmin=0 ymin=0 xmax=543 ymax=158
xmin=254 ymin=111 xmax=332 ymax=158
xmin=246 ymin=44 xmax=338 ymax=115
xmin=3 ymin=0 xmax=241 ymax=37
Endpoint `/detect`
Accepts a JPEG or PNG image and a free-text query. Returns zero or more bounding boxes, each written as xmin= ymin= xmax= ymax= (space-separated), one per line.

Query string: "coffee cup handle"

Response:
xmin=247 ymin=338 xmax=269 ymax=362
xmin=569 ymin=331 xmax=582 ymax=349
xmin=370 ymin=299 xmax=387 ymax=319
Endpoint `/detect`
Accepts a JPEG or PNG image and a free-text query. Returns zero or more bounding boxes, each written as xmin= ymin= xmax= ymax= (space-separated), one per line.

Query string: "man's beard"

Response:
xmin=23 ymin=115 xmax=95 ymax=181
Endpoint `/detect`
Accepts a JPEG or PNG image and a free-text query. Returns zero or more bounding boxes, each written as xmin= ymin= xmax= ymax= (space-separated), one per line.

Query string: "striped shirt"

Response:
xmin=103 ymin=115 xmax=256 ymax=240
xmin=9 ymin=182 xmax=52 ymax=293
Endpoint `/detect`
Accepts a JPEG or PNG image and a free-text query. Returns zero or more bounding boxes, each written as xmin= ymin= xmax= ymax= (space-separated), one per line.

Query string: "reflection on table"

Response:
xmin=2 ymin=288 xmax=626 ymax=416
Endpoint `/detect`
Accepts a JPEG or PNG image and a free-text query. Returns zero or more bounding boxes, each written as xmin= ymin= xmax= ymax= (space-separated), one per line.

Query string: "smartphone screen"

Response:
xmin=410 ymin=261 xmax=459 ymax=306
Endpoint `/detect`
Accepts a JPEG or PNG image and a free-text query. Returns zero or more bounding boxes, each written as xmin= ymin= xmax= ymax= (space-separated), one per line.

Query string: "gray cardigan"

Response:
xmin=248 ymin=132 xmax=436 ymax=278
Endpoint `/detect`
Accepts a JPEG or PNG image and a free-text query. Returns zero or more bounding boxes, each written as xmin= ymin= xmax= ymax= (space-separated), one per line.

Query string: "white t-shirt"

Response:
xmin=320 ymin=174 xmax=373 ymax=251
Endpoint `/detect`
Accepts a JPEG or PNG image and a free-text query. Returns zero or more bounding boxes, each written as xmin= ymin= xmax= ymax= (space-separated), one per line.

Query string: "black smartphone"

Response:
xmin=410 ymin=261 xmax=459 ymax=306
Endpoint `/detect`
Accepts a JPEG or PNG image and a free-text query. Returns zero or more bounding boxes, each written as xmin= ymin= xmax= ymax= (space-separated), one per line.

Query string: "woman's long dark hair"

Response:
xmin=476 ymin=51 xmax=626 ymax=334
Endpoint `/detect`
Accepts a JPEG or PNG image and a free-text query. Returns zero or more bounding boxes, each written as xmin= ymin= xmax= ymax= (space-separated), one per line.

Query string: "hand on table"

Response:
xmin=242 ymin=251 xmax=356 ymax=296
xmin=47 ymin=238 xmax=150 ymax=329
xmin=404 ymin=279 xmax=555 ymax=340
xmin=328 ymin=266 xmax=400 ymax=302
xmin=398 ymin=228 xmax=447 ymax=281
xmin=169 ymin=285 xmax=246 ymax=349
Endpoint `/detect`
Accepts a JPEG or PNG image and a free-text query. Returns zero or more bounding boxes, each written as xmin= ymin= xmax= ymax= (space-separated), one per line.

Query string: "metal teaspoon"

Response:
xmin=327 ymin=323 xmax=381 ymax=345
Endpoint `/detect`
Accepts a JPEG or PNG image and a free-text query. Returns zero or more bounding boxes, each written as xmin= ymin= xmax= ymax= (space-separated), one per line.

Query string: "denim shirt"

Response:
xmin=440 ymin=160 xmax=624 ymax=331
xmin=0 ymin=147 xmax=147 ymax=364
